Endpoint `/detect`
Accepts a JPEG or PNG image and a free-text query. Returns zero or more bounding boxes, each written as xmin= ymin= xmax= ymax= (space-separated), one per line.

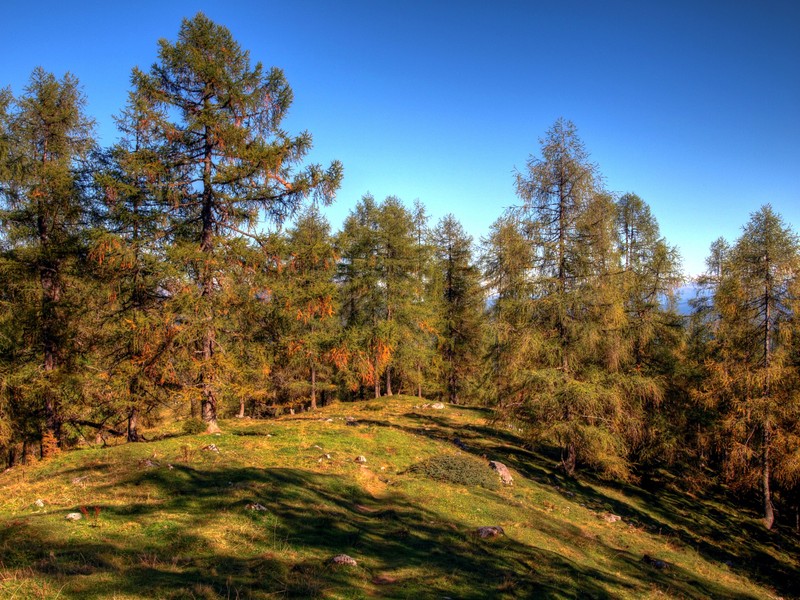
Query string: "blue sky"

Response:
xmin=3 ymin=0 xmax=798 ymax=276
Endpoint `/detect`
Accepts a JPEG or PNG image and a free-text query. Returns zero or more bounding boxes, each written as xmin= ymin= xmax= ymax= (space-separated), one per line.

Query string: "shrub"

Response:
xmin=181 ymin=418 xmax=206 ymax=435
xmin=408 ymin=454 xmax=499 ymax=489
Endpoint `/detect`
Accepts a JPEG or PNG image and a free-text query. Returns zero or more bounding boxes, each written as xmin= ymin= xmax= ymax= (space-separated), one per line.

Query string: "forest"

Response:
xmin=1 ymin=13 xmax=798 ymax=537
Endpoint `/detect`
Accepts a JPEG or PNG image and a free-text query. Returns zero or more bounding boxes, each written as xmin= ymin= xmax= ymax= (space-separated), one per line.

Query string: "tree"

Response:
xmin=131 ymin=13 xmax=341 ymax=431
xmin=616 ymin=193 xmax=682 ymax=370
xmin=498 ymin=119 xmax=650 ymax=479
xmin=283 ymin=206 xmax=338 ymax=409
xmin=699 ymin=205 xmax=800 ymax=528
xmin=433 ymin=214 xmax=484 ymax=403
xmin=0 ymin=68 xmax=95 ymax=450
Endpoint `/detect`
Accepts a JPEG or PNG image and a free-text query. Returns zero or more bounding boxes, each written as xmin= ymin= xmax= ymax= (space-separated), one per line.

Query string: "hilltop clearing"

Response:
xmin=1 ymin=396 xmax=796 ymax=599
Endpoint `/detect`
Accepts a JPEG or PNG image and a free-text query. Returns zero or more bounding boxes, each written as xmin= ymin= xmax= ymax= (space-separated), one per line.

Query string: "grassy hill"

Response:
xmin=1 ymin=396 xmax=797 ymax=599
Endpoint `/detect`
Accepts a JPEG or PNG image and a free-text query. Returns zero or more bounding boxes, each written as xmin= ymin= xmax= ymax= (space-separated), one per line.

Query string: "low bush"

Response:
xmin=408 ymin=454 xmax=499 ymax=489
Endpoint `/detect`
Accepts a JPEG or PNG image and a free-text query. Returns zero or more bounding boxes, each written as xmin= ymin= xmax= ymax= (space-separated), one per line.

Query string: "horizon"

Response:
xmin=2 ymin=1 xmax=798 ymax=277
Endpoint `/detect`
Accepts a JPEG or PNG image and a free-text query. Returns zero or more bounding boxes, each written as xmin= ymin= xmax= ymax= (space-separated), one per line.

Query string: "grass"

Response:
xmin=0 ymin=395 xmax=797 ymax=599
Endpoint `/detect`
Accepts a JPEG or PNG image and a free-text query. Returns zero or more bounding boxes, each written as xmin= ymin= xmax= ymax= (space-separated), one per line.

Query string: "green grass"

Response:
xmin=0 ymin=395 xmax=797 ymax=599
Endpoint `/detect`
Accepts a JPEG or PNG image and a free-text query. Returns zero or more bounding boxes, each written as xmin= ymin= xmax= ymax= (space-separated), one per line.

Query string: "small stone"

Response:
xmin=329 ymin=554 xmax=357 ymax=567
xmin=476 ymin=526 xmax=505 ymax=538
xmin=246 ymin=503 xmax=268 ymax=511
xmin=141 ymin=459 xmax=159 ymax=468
xmin=65 ymin=512 xmax=82 ymax=521
xmin=355 ymin=455 xmax=367 ymax=464
xmin=324 ymin=418 xmax=334 ymax=423
xmin=431 ymin=402 xmax=445 ymax=409
xmin=71 ymin=475 xmax=89 ymax=485
xmin=603 ymin=514 xmax=622 ymax=523
xmin=34 ymin=499 xmax=45 ymax=508
xmin=489 ymin=461 xmax=514 ymax=485
xmin=323 ymin=454 xmax=332 ymax=459
xmin=642 ymin=554 xmax=668 ymax=569
xmin=202 ymin=444 xmax=219 ymax=453
xmin=312 ymin=445 xmax=323 ymax=450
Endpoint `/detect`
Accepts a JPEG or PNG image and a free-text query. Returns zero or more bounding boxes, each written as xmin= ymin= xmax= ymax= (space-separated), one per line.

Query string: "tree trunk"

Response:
xmin=374 ymin=355 xmax=381 ymax=398
xmin=386 ymin=366 xmax=393 ymax=396
xmin=237 ymin=397 xmax=245 ymax=418
xmin=310 ymin=364 xmax=317 ymax=409
xmin=562 ymin=441 xmax=577 ymax=476
xmin=763 ymin=424 xmax=775 ymax=529
xmin=199 ymin=123 xmax=220 ymax=434
xmin=127 ymin=408 xmax=142 ymax=442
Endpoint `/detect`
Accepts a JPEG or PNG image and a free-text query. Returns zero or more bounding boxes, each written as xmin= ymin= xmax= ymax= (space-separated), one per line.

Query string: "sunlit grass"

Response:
xmin=0 ymin=395 xmax=795 ymax=599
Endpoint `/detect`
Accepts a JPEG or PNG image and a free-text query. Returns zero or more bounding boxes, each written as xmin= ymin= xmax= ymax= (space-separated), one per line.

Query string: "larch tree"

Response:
xmin=0 ymin=68 xmax=95 ymax=451
xmin=700 ymin=205 xmax=800 ymax=529
xmin=131 ymin=13 xmax=341 ymax=431
xmin=433 ymin=214 xmax=484 ymax=404
xmin=506 ymin=119 xmax=647 ymax=478
xmin=88 ymin=89 xmax=178 ymax=442
xmin=616 ymin=192 xmax=682 ymax=370
xmin=283 ymin=206 xmax=338 ymax=409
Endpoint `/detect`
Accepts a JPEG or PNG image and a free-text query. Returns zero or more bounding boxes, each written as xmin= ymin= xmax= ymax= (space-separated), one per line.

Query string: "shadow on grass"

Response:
xmin=0 ymin=458 xmax=769 ymax=600
xmin=355 ymin=408 xmax=800 ymax=599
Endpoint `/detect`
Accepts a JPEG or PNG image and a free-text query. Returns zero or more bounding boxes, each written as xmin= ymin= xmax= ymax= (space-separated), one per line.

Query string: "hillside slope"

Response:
xmin=1 ymin=396 xmax=797 ymax=599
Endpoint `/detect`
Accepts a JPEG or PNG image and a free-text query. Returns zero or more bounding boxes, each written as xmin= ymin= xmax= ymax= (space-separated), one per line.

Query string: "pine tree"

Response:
xmin=130 ymin=13 xmax=342 ymax=431
xmin=0 ymin=68 xmax=95 ymax=450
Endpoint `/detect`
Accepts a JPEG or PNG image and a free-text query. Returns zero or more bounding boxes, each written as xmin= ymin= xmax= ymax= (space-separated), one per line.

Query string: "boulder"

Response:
xmin=65 ymin=512 xmax=82 ymax=521
xmin=355 ymin=455 xmax=367 ymax=464
xmin=489 ymin=460 xmax=514 ymax=485
xmin=431 ymin=402 xmax=445 ymax=409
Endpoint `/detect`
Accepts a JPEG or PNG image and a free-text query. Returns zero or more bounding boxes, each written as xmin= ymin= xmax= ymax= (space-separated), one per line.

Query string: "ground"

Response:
xmin=0 ymin=396 xmax=797 ymax=599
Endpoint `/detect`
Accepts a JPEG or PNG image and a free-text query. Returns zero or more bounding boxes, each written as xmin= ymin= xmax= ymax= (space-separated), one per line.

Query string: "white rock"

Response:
xmin=65 ymin=512 xmax=82 ymax=521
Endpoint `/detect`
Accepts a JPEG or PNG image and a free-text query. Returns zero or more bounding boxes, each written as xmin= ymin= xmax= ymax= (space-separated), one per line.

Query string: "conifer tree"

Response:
xmin=433 ymin=214 xmax=484 ymax=403
xmin=504 ymin=119 xmax=646 ymax=478
xmin=130 ymin=13 xmax=341 ymax=430
xmin=283 ymin=207 xmax=338 ymax=409
xmin=0 ymin=69 xmax=95 ymax=449
xmin=699 ymin=205 xmax=800 ymax=528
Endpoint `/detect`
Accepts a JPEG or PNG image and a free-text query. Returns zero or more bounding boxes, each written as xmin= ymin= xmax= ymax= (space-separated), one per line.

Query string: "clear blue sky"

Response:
xmin=3 ymin=0 xmax=798 ymax=276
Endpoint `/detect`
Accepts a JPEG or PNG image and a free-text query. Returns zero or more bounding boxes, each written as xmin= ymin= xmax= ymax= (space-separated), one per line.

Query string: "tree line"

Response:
xmin=1 ymin=13 xmax=798 ymax=530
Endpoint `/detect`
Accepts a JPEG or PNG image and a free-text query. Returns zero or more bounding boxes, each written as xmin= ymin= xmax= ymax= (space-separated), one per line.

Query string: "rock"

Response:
xmin=355 ymin=455 xmax=367 ymax=464
xmin=65 ymin=512 xmax=82 ymax=521
xmin=489 ymin=461 xmax=514 ymax=485
xmin=476 ymin=526 xmax=505 ymax=538
xmin=603 ymin=513 xmax=622 ymax=523
xmin=322 ymin=454 xmax=332 ymax=460
xmin=33 ymin=499 xmax=45 ymax=508
xmin=324 ymin=418 xmax=334 ymax=423
xmin=431 ymin=402 xmax=445 ymax=409
xmin=642 ymin=554 xmax=668 ymax=570
xmin=328 ymin=554 xmax=357 ymax=567
xmin=202 ymin=444 xmax=219 ymax=453
xmin=246 ymin=502 xmax=268 ymax=511
xmin=140 ymin=459 xmax=159 ymax=468
xmin=312 ymin=445 xmax=323 ymax=450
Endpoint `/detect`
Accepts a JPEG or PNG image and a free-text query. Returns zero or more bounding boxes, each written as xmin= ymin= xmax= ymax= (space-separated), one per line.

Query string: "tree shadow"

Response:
xmin=0 ymin=460 xmax=769 ymax=599
xmin=354 ymin=409 xmax=800 ymax=599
